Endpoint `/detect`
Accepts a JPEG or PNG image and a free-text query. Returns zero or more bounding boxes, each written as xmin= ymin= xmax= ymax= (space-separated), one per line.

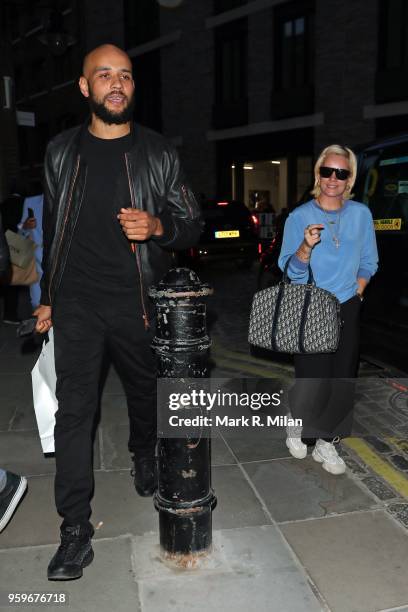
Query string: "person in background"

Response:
xmin=0 ymin=211 xmax=28 ymax=531
xmin=0 ymin=182 xmax=26 ymax=324
xmin=18 ymin=189 xmax=44 ymax=310
xmin=279 ymin=145 xmax=378 ymax=475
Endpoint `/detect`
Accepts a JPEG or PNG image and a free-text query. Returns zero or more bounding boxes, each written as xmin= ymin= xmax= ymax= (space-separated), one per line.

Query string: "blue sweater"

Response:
xmin=278 ymin=199 xmax=379 ymax=303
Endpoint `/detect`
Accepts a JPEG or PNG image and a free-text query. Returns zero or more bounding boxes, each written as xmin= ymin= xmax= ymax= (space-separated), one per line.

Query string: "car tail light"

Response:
xmin=251 ymin=214 xmax=259 ymax=227
xmin=258 ymin=243 xmax=262 ymax=254
xmin=217 ymin=201 xmax=229 ymax=206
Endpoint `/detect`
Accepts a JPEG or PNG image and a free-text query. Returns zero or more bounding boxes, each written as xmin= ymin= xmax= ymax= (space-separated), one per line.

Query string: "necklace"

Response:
xmin=316 ymin=199 xmax=342 ymax=248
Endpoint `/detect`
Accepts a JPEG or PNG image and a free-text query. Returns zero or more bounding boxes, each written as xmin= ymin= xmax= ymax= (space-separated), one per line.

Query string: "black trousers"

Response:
xmin=52 ymin=293 xmax=157 ymax=531
xmin=289 ymin=294 xmax=361 ymax=441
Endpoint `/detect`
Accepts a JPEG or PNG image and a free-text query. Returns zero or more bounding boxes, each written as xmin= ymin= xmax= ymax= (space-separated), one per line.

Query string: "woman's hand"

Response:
xmin=304 ymin=224 xmax=324 ymax=248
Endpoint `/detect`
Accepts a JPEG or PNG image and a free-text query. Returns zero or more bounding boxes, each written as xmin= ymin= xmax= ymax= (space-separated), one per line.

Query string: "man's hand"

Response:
xmin=33 ymin=305 xmax=52 ymax=334
xmin=117 ymin=208 xmax=163 ymax=241
xmin=23 ymin=217 xmax=37 ymax=230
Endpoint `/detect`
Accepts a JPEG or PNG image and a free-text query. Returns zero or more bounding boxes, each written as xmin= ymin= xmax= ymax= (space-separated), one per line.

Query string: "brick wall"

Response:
xmin=314 ymin=0 xmax=378 ymax=153
xmin=160 ymin=2 xmax=216 ymax=196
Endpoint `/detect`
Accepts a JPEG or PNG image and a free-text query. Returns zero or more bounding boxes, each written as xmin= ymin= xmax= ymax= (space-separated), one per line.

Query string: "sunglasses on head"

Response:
xmin=319 ymin=166 xmax=351 ymax=180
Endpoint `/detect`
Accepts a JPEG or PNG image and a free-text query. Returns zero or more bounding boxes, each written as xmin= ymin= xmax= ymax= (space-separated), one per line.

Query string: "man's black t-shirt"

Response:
xmin=59 ymin=130 xmax=140 ymax=297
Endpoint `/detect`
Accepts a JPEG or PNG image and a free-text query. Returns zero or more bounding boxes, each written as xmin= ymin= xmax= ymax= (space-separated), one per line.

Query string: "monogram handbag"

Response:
xmin=248 ymin=260 xmax=342 ymax=354
xmin=5 ymin=230 xmax=36 ymax=268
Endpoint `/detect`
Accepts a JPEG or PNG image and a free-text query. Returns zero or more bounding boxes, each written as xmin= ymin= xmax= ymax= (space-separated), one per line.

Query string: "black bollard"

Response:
xmin=149 ymin=268 xmax=217 ymax=567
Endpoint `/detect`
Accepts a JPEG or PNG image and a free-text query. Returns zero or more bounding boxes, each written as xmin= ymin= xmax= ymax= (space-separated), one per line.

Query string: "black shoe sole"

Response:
xmin=47 ymin=548 xmax=94 ymax=581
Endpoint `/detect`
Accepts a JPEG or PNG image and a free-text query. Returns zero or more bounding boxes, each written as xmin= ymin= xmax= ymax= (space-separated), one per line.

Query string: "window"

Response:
xmin=376 ymin=0 xmax=408 ymax=102
xmin=124 ymin=0 xmax=159 ymax=48
xmin=213 ymin=0 xmax=247 ymax=15
xmin=378 ymin=0 xmax=408 ymax=72
xmin=271 ymin=1 xmax=314 ymax=118
xmin=275 ymin=5 xmax=314 ymax=91
xmin=213 ymin=20 xmax=248 ymax=127
xmin=215 ymin=20 xmax=247 ymax=105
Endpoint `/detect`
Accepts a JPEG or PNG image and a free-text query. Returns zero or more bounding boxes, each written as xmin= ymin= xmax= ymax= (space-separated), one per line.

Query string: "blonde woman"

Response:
xmin=278 ymin=145 xmax=378 ymax=474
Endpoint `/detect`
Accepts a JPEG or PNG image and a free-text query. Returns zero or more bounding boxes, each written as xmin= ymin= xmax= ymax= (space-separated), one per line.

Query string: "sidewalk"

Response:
xmin=1 ymin=320 xmax=408 ymax=612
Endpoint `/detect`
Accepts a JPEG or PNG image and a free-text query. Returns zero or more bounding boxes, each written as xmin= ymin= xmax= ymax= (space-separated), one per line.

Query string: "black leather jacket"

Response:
xmin=0 ymin=212 xmax=10 ymax=275
xmin=41 ymin=121 xmax=201 ymax=325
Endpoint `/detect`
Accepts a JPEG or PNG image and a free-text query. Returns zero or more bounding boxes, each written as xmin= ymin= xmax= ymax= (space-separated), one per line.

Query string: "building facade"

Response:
xmin=2 ymin=0 xmax=408 ymax=210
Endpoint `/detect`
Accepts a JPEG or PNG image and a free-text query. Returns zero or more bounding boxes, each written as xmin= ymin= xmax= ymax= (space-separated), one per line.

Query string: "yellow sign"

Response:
xmin=374 ymin=218 xmax=402 ymax=231
xmin=215 ymin=230 xmax=240 ymax=238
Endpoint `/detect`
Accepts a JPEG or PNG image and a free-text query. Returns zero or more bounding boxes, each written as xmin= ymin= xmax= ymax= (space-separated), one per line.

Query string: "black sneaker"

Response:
xmin=131 ymin=454 xmax=157 ymax=497
xmin=47 ymin=525 xmax=94 ymax=581
xmin=0 ymin=472 xmax=27 ymax=532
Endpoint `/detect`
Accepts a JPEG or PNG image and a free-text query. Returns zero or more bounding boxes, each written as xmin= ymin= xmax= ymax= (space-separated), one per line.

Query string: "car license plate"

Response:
xmin=214 ymin=230 xmax=240 ymax=238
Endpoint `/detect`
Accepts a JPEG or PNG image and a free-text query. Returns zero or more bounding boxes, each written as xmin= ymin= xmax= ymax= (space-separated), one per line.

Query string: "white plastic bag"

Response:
xmin=31 ymin=328 xmax=58 ymax=453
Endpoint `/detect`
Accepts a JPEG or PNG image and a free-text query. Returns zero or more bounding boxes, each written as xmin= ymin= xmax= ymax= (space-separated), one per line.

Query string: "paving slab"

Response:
xmin=91 ymin=471 xmax=159 ymax=539
xmin=100 ymin=393 xmax=129 ymax=426
xmin=0 ymin=353 xmax=39 ymax=375
xmin=0 ymin=475 xmax=62 ymax=548
xmin=0 ymin=470 xmax=158 ymax=549
xmin=210 ymin=435 xmax=236 ymax=465
xmin=131 ymin=526 xmax=323 ymax=612
xmin=0 ymin=430 xmax=101 ymax=475
xmin=0 ymin=373 xmax=33 ymax=402
xmin=226 ymin=435 xmax=291 ymax=462
xmin=99 ymin=422 xmax=131 ymax=470
xmin=8 ymin=398 xmax=38 ymax=431
xmin=0 ymin=537 xmax=140 ymax=612
xmin=0 ymin=401 xmax=19 ymax=430
xmin=281 ymin=510 xmax=408 ymax=612
xmin=0 ymin=431 xmax=56 ymax=476
xmin=243 ymin=456 xmax=378 ymax=522
xmin=211 ymin=465 xmax=271 ymax=529
xmin=101 ymin=369 xmax=125 ymax=395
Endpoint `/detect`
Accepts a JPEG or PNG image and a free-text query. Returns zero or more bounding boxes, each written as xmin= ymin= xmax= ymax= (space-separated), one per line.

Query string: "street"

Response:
xmin=0 ymin=261 xmax=408 ymax=612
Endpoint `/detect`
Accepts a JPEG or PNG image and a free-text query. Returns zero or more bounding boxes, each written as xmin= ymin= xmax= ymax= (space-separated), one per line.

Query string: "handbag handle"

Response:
xmin=283 ymin=257 xmax=314 ymax=285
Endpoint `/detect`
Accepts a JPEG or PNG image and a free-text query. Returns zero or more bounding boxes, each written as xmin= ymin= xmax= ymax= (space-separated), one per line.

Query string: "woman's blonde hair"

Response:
xmin=311 ymin=144 xmax=357 ymax=201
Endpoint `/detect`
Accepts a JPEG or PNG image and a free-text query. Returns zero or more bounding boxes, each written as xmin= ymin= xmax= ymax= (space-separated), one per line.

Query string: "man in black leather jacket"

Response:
xmin=34 ymin=44 xmax=201 ymax=581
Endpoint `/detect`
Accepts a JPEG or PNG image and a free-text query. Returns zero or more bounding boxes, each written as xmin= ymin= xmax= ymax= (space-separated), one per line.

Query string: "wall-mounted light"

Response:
xmin=38 ymin=9 xmax=75 ymax=56
xmin=244 ymin=165 xmax=253 ymax=170
xmin=271 ymin=160 xmax=281 ymax=165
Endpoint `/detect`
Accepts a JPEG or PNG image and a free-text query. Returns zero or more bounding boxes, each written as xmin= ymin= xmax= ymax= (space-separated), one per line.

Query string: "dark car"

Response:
xmin=182 ymin=199 xmax=259 ymax=268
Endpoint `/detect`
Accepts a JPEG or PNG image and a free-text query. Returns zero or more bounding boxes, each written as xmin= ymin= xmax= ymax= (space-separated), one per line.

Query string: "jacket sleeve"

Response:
xmin=278 ymin=212 xmax=309 ymax=282
xmin=0 ymin=212 xmax=10 ymax=276
xmin=153 ymin=147 xmax=202 ymax=251
xmin=40 ymin=142 xmax=58 ymax=306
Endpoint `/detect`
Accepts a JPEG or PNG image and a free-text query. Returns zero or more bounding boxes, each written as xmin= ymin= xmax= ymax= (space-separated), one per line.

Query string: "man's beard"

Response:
xmin=88 ymin=90 xmax=135 ymax=125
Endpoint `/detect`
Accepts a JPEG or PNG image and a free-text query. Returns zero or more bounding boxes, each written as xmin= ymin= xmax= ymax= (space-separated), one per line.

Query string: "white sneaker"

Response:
xmin=312 ymin=438 xmax=346 ymax=475
xmin=286 ymin=422 xmax=307 ymax=459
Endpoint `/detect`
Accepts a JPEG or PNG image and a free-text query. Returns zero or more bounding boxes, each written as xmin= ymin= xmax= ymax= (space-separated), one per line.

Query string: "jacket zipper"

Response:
xmin=48 ymin=154 xmax=80 ymax=305
xmin=125 ymin=153 xmax=149 ymax=329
